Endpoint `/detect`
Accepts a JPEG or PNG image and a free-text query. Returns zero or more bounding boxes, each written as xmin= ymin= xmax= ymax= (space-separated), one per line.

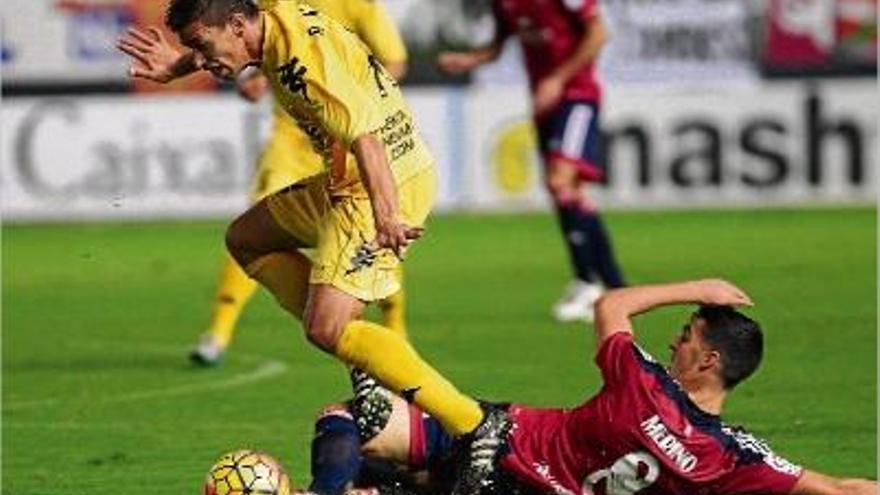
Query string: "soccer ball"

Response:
xmin=203 ymin=449 xmax=291 ymax=495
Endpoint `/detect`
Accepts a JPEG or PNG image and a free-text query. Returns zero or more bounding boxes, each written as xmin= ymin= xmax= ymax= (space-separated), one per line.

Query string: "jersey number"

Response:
xmin=583 ymin=451 xmax=659 ymax=495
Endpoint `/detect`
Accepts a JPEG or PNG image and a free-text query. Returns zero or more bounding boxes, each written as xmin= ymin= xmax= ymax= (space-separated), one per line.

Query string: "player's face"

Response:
xmin=178 ymin=18 xmax=251 ymax=81
xmin=668 ymin=316 xmax=714 ymax=381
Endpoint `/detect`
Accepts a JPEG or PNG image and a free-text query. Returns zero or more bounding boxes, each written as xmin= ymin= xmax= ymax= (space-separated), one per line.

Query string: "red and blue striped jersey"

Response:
xmin=500 ymin=332 xmax=803 ymax=495
xmin=492 ymin=0 xmax=603 ymax=103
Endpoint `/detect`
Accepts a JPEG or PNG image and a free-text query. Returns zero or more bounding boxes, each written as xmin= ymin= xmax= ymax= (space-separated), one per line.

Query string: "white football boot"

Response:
xmin=552 ymin=280 xmax=604 ymax=323
xmin=189 ymin=333 xmax=225 ymax=366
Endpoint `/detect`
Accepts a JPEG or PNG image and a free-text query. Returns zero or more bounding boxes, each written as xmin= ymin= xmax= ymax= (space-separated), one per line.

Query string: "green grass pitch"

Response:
xmin=3 ymin=207 xmax=876 ymax=494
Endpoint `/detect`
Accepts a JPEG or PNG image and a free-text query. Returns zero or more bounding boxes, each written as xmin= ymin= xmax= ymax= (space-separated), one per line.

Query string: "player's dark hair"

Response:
xmin=696 ymin=305 xmax=763 ymax=390
xmin=166 ymin=0 xmax=259 ymax=32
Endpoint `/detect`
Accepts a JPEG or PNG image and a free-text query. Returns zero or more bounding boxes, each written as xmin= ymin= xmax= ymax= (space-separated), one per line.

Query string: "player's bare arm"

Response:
xmin=437 ymin=42 xmax=504 ymax=76
xmin=351 ymin=135 xmax=424 ymax=258
xmin=116 ymin=27 xmax=200 ymax=83
xmin=533 ymin=14 xmax=608 ymax=116
xmin=593 ymin=279 xmax=753 ymax=344
xmin=790 ymin=469 xmax=877 ymax=495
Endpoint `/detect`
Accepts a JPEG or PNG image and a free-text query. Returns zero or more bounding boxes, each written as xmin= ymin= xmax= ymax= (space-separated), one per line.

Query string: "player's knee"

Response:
xmin=545 ymin=177 xmax=566 ymax=202
xmin=225 ymin=216 xmax=250 ymax=265
xmin=303 ymin=311 xmax=344 ymax=353
xmin=305 ymin=327 xmax=336 ymax=352
xmin=226 ymin=215 xmax=255 ymax=266
xmin=546 ymin=162 xmax=576 ymax=200
xmin=303 ymin=288 xmax=364 ymax=352
xmin=546 ymin=178 xmax=575 ymax=207
xmin=549 ymin=160 xmax=577 ymax=185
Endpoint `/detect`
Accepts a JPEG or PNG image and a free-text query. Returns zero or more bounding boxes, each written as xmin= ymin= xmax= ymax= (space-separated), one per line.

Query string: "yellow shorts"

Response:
xmin=265 ymin=166 xmax=436 ymax=301
xmin=250 ymin=125 xmax=324 ymax=201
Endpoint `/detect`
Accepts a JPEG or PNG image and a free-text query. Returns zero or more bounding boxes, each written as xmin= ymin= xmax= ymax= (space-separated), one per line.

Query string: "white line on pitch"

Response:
xmin=3 ymin=342 xmax=289 ymax=411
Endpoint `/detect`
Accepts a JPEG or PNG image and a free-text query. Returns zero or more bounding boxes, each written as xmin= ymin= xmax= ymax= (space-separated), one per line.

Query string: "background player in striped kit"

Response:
xmin=439 ymin=0 xmax=626 ymax=323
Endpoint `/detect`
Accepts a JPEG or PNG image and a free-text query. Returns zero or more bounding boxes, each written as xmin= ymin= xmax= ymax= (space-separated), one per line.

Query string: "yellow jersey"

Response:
xmin=260 ymin=2 xmax=432 ymax=195
xmin=264 ymin=0 xmax=407 ymax=145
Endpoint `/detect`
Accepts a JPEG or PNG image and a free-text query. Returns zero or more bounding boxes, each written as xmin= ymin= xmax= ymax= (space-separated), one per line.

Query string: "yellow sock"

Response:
xmin=378 ymin=265 xmax=406 ymax=336
xmin=244 ymin=251 xmax=311 ymax=320
xmin=335 ymin=320 xmax=483 ymax=436
xmin=207 ymin=255 xmax=259 ymax=347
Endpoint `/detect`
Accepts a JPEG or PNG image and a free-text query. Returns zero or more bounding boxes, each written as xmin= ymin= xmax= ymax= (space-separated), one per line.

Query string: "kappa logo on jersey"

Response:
xmin=640 ymin=415 xmax=699 ymax=473
xmin=367 ymin=54 xmax=397 ymax=98
xmin=278 ymin=57 xmax=311 ymax=103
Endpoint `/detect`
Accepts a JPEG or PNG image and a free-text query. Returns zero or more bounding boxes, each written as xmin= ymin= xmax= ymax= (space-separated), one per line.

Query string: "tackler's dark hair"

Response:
xmin=696 ymin=305 xmax=763 ymax=390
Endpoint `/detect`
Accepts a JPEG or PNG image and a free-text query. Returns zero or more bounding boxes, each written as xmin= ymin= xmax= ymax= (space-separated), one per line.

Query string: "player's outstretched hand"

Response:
xmin=374 ymin=218 xmax=425 ymax=259
xmin=692 ymin=279 xmax=753 ymax=307
xmin=437 ymin=52 xmax=478 ymax=75
xmin=116 ymin=27 xmax=187 ymax=83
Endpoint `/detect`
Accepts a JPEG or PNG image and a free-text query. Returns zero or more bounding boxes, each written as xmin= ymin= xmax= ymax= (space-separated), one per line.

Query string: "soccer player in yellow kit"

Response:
xmin=197 ymin=0 xmax=410 ymax=364
xmin=120 ymin=0 xmax=410 ymax=365
xmin=121 ymin=2 xmax=508 ymax=493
